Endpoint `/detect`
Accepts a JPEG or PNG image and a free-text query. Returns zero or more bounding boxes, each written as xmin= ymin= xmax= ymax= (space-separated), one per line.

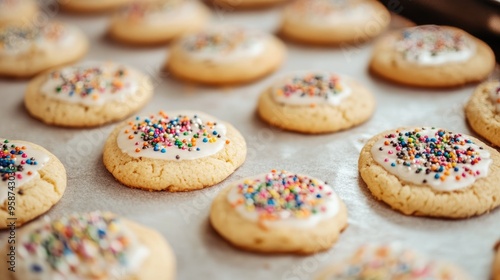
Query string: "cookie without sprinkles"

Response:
xmin=359 ymin=127 xmax=500 ymax=218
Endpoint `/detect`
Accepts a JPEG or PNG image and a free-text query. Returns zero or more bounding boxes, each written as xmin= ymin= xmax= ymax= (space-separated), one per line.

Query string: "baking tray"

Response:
xmin=0 ymin=4 xmax=499 ymax=280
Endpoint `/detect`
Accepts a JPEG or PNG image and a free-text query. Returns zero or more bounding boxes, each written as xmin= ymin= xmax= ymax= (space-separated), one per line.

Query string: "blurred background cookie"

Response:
xmin=0 ymin=0 xmax=38 ymax=27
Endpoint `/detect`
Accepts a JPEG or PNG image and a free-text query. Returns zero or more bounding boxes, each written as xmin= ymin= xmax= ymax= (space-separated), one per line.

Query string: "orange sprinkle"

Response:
xmin=128 ymin=135 xmax=134 ymax=139
xmin=135 ymin=148 xmax=140 ymax=153
xmin=225 ymin=140 xmax=231 ymax=145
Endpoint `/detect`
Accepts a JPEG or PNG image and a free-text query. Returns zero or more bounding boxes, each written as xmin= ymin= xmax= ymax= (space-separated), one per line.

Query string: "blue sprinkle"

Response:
xmin=391 ymin=163 xmax=396 ymax=167
xmin=98 ymin=228 xmax=106 ymax=238
xmin=31 ymin=264 xmax=43 ymax=273
xmin=316 ymin=194 xmax=321 ymax=198
xmin=161 ymin=149 xmax=166 ymax=153
xmin=196 ymin=148 xmax=200 ymax=151
xmin=435 ymin=174 xmax=440 ymax=179
xmin=203 ymin=138 xmax=208 ymax=143
xmin=213 ymin=131 xmax=218 ymax=135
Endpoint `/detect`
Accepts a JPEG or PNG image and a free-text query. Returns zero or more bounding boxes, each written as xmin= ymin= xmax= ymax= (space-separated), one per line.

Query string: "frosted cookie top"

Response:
xmin=179 ymin=27 xmax=266 ymax=62
xmin=325 ymin=243 xmax=468 ymax=279
xmin=271 ymin=72 xmax=351 ymax=107
xmin=285 ymin=0 xmax=370 ymax=25
xmin=489 ymin=82 xmax=500 ymax=113
xmin=0 ymin=139 xmax=49 ymax=204
xmin=17 ymin=212 xmax=149 ymax=280
xmin=0 ymin=22 xmax=77 ymax=55
xmin=117 ymin=111 xmax=230 ymax=160
xmin=121 ymin=0 xmax=197 ymax=24
xmin=227 ymin=170 xmax=340 ymax=228
xmin=395 ymin=25 xmax=475 ymax=66
xmin=40 ymin=61 xmax=141 ymax=106
xmin=371 ymin=127 xmax=491 ymax=191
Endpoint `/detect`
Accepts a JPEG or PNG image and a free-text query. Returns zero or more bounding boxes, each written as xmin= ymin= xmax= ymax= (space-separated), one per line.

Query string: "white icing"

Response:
xmin=227 ymin=172 xmax=340 ymax=228
xmin=271 ymin=71 xmax=352 ymax=106
xmin=117 ymin=111 xmax=228 ymax=160
xmin=0 ymin=22 xmax=78 ymax=56
xmin=371 ymin=128 xmax=492 ymax=191
xmin=396 ymin=25 xmax=476 ymax=66
xmin=0 ymin=139 xmax=50 ymax=204
xmin=288 ymin=0 xmax=371 ymax=26
xmin=143 ymin=1 xmax=200 ymax=25
xmin=16 ymin=213 xmax=150 ymax=280
xmin=40 ymin=61 xmax=140 ymax=106
xmin=489 ymin=83 xmax=500 ymax=113
xmin=180 ymin=27 xmax=266 ymax=63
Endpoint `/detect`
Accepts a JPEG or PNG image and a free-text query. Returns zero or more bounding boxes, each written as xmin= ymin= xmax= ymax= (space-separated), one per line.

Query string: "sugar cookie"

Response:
xmin=494 ymin=241 xmax=500 ymax=280
xmin=0 ymin=211 xmax=175 ymax=280
xmin=166 ymin=26 xmax=286 ymax=85
xmin=465 ymin=81 xmax=500 ymax=147
xmin=258 ymin=71 xmax=375 ymax=133
xmin=103 ymin=111 xmax=246 ymax=191
xmin=317 ymin=243 xmax=471 ymax=279
xmin=212 ymin=0 xmax=288 ymax=9
xmin=0 ymin=22 xmax=88 ymax=78
xmin=24 ymin=61 xmax=153 ymax=127
xmin=370 ymin=25 xmax=495 ymax=88
xmin=0 ymin=139 xmax=66 ymax=229
xmin=0 ymin=0 xmax=38 ymax=27
xmin=281 ymin=0 xmax=390 ymax=45
xmin=60 ymin=0 xmax=132 ymax=13
xmin=210 ymin=170 xmax=347 ymax=254
xmin=109 ymin=0 xmax=210 ymax=45
xmin=359 ymin=127 xmax=500 ymax=218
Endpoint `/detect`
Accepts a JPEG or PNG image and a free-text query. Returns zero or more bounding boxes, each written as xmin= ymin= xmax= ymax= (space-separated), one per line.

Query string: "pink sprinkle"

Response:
xmin=22 ymin=154 xmax=27 ymax=158
xmin=384 ymin=158 xmax=389 ymax=162
xmin=388 ymin=151 xmax=394 ymax=155
xmin=16 ymin=174 xmax=22 ymax=179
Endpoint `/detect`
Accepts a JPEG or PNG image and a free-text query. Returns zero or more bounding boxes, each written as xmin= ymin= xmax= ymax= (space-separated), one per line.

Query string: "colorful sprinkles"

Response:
xmin=0 ymin=139 xmax=37 ymax=182
xmin=230 ymin=170 xmax=335 ymax=223
xmin=122 ymin=0 xmax=181 ymax=20
xmin=121 ymin=112 xmax=228 ymax=160
xmin=0 ymin=23 xmax=65 ymax=52
xmin=183 ymin=28 xmax=260 ymax=55
xmin=46 ymin=64 xmax=131 ymax=101
xmin=19 ymin=212 xmax=145 ymax=278
xmin=373 ymin=128 xmax=489 ymax=187
xmin=275 ymin=73 xmax=346 ymax=105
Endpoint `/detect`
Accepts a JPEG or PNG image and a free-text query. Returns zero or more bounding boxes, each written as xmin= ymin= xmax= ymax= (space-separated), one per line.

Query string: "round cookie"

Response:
xmin=316 ymin=243 xmax=471 ymax=279
xmin=258 ymin=71 xmax=376 ymax=134
xmin=0 ymin=139 xmax=66 ymax=229
xmin=109 ymin=0 xmax=210 ymax=46
xmin=210 ymin=170 xmax=348 ymax=254
xmin=24 ymin=61 xmax=153 ymax=127
xmin=358 ymin=127 xmax=500 ymax=218
xmin=60 ymin=0 xmax=132 ymax=13
xmin=0 ymin=211 xmax=175 ymax=280
xmin=494 ymin=241 xmax=500 ymax=280
xmin=211 ymin=0 xmax=288 ymax=9
xmin=0 ymin=22 xmax=88 ymax=78
xmin=369 ymin=25 xmax=495 ymax=88
xmin=165 ymin=26 xmax=286 ymax=85
xmin=465 ymin=81 xmax=500 ymax=147
xmin=103 ymin=111 xmax=247 ymax=191
xmin=281 ymin=0 xmax=390 ymax=45
xmin=0 ymin=0 xmax=38 ymax=27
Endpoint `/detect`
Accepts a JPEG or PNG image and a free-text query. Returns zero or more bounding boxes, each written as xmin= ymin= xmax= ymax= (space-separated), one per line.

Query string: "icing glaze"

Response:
xmin=227 ymin=170 xmax=340 ymax=228
xmin=17 ymin=212 xmax=149 ymax=280
xmin=396 ymin=25 xmax=475 ymax=65
xmin=40 ymin=61 xmax=140 ymax=106
xmin=371 ymin=127 xmax=491 ymax=191
xmin=489 ymin=83 xmax=500 ymax=113
xmin=180 ymin=27 xmax=266 ymax=62
xmin=271 ymin=72 xmax=351 ymax=106
xmin=0 ymin=0 xmax=26 ymax=18
xmin=0 ymin=139 xmax=49 ymax=204
xmin=0 ymin=22 xmax=77 ymax=55
xmin=286 ymin=0 xmax=370 ymax=26
xmin=117 ymin=111 xmax=229 ymax=160
xmin=328 ymin=243 xmax=467 ymax=279
xmin=122 ymin=0 xmax=198 ymax=25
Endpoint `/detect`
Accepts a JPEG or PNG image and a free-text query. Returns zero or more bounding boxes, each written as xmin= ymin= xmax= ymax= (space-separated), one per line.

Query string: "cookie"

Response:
xmin=0 ymin=139 xmax=66 ymax=229
xmin=494 ymin=241 xmax=500 ymax=280
xmin=316 ymin=243 xmax=471 ymax=279
xmin=258 ymin=71 xmax=376 ymax=133
xmin=0 ymin=0 xmax=38 ymax=27
xmin=0 ymin=22 xmax=88 ymax=78
xmin=109 ymin=0 xmax=210 ymax=46
xmin=465 ymin=81 xmax=500 ymax=147
xmin=60 ymin=0 xmax=132 ymax=13
xmin=165 ymin=26 xmax=286 ymax=85
xmin=369 ymin=25 xmax=495 ymax=88
xmin=24 ymin=61 xmax=153 ymax=127
xmin=281 ymin=0 xmax=390 ymax=45
xmin=212 ymin=0 xmax=288 ymax=9
xmin=359 ymin=127 xmax=500 ymax=218
xmin=103 ymin=111 xmax=247 ymax=191
xmin=0 ymin=211 xmax=175 ymax=280
xmin=210 ymin=170 xmax=348 ymax=254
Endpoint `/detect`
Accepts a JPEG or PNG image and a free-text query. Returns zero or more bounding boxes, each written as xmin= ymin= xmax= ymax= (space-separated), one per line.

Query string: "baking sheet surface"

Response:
xmin=0 ymin=5 xmax=499 ymax=280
